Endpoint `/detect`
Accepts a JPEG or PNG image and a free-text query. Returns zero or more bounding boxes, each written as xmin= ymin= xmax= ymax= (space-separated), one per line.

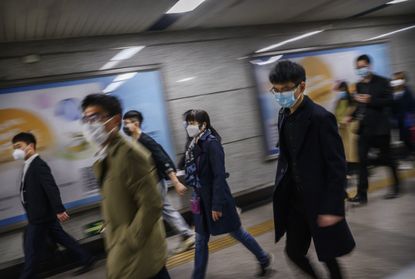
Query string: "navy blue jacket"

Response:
xmin=192 ymin=132 xmax=241 ymax=236
xmin=273 ymin=96 xmax=355 ymax=261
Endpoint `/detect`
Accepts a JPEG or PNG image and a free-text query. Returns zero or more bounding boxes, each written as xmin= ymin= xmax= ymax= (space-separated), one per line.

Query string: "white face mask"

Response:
xmin=390 ymin=79 xmax=405 ymax=87
xmin=186 ymin=124 xmax=201 ymax=138
xmin=13 ymin=148 xmax=26 ymax=160
xmin=82 ymin=117 xmax=114 ymax=146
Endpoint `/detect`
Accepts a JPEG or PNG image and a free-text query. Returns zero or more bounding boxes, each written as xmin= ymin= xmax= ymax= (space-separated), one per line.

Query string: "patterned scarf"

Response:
xmin=184 ymin=129 xmax=210 ymax=189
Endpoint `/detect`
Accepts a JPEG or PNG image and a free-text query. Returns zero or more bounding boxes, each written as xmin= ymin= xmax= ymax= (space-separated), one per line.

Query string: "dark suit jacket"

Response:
xmin=192 ymin=132 xmax=241 ymax=236
xmin=355 ymin=74 xmax=393 ymax=136
xmin=22 ymin=156 xmax=65 ymax=224
xmin=273 ymin=96 xmax=355 ymax=261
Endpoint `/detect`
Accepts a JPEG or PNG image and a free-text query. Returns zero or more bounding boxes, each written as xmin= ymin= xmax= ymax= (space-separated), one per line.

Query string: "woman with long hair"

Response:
xmin=183 ymin=109 xmax=272 ymax=279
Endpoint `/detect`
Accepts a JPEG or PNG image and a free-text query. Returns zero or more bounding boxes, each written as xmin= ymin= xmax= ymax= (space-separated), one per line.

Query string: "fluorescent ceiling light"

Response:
xmin=250 ymin=55 xmax=283 ymax=66
xmin=100 ymin=61 xmax=119 ymax=70
xmin=103 ymin=81 xmax=124 ymax=94
xmin=176 ymin=77 xmax=196 ymax=83
xmin=237 ymin=56 xmax=249 ymax=60
xmin=113 ymin=72 xmax=138 ymax=82
xmin=111 ymin=46 xmax=145 ymax=61
xmin=365 ymin=24 xmax=415 ymax=41
xmin=255 ymin=30 xmax=325 ymax=53
xmin=387 ymin=0 xmax=408 ymax=4
xmin=166 ymin=0 xmax=207 ymax=14
xmin=99 ymin=46 xmax=145 ymax=70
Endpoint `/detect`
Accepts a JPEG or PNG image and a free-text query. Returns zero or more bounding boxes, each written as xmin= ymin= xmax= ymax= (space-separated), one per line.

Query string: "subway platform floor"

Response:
xmin=49 ymin=175 xmax=415 ymax=279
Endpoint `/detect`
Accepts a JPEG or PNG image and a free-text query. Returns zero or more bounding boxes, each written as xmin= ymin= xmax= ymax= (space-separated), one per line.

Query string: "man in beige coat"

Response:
xmin=81 ymin=94 xmax=169 ymax=279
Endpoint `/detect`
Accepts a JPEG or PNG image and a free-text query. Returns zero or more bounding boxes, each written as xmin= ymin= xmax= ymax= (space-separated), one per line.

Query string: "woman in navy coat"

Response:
xmin=183 ymin=110 xmax=272 ymax=279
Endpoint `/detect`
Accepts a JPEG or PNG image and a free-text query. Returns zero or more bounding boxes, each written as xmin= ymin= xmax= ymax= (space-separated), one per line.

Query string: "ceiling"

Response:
xmin=0 ymin=0 xmax=414 ymax=43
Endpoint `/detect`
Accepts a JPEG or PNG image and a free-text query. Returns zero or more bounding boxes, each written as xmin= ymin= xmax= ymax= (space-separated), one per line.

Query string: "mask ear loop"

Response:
xmin=23 ymin=144 xmax=31 ymax=157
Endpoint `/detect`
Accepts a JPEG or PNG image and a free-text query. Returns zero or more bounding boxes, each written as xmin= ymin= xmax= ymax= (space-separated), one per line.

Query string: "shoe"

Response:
xmin=384 ymin=191 xmax=399 ymax=199
xmin=173 ymin=234 xmax=195 ymax=254
xmin=257 ymin=253 xmax=274 ymax=277
xmin=348 ymin=194 xmax=367 ymax=205
xmin=73 ymin=256 xmax=96 ymax=276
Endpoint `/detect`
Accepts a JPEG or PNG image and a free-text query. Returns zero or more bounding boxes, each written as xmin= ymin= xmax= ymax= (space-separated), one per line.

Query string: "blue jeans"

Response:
xmin=192 ymin=227 xmax=268 ymax=279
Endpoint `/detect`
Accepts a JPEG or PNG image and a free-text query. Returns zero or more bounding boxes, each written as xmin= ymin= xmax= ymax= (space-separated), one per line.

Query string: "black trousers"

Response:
xmin=357 ymin=134 xmax=400 ymax=196
xmin=152 ymin=266 xmax=171 ymax=279
xmin=20 ymin=220 xmax=91 ymax=279
xmin=285 ymin=207 xmax=343 ymax=279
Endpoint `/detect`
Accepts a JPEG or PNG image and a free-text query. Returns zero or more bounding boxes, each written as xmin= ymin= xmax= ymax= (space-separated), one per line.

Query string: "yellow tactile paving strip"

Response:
xmin=166 ymin=169 xmax=415 ymax=269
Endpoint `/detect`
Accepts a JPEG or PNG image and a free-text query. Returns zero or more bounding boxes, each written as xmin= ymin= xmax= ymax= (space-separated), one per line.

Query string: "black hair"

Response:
xmin=269 ymin=60 xmax=306 ymax=85
xmin=185 ymin=109 xmax=222 ymax=143
xmin=356 ymin=54 xmax=371 ymax=64
xmin=393 ymin=71 xmax=407 ymax=80
xmin=81 ymin=94 xmax=122 ymax=117
xmin=337 ymin=81 xmax=352 ymax=103
xmin=338 ymin=81 xmax=350 ymax=94
xmin=182 ymin=109 xmax=194 ymax=120
xmin=12 ymin=132 xmax=37 ymax=149
xmin=123 ymin=110 xmax=144 ymax=126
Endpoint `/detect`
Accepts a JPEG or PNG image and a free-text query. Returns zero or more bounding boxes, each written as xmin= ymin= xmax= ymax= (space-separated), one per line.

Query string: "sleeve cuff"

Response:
xmin=212 ymin=203 xmax=223 ymax=212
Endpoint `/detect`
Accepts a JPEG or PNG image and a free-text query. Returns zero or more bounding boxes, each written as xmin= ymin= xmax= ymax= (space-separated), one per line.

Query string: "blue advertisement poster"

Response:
xmin=0 ymin=69 xmax=173 ymax=229
xmin=251 ymin=43 xmax=391 ymax=159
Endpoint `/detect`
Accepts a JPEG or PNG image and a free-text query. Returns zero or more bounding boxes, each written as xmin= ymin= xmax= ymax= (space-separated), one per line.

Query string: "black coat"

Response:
xmin=21 ymin=156 xmax=66 ymax=224
xmin=355 ymin=74 xmax=394 ymax=136
xmin=392 ymin=86 xmax=415 ymax=122
xmin=273 ymin=96 xmax=355 ymax=261
xmin=137 ymin=132 xmax=176 ymax=181
xmin=193 ymin=132 xmax=241 ymax=236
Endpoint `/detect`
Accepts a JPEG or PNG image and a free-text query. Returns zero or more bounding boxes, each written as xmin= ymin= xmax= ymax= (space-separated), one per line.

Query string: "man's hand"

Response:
xmin=317 ymin=215 xmax=343 ymax=227
xmin=354 ymin=94 xmax=371 ymax=104
xmin=212 ymin=211 xmax=223 ymax=222
xmin=57 ymin=211 xmax=70 ymax=223
xmin=174 ymin=182 xmax=188 ymax=196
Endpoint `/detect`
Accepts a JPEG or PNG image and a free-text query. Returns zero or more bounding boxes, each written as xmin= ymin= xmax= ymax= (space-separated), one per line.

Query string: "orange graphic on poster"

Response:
xmin=299 ymin=56 xmax=333 ymax=104
xmin=0 ymin=108 xmax=54 ymax=163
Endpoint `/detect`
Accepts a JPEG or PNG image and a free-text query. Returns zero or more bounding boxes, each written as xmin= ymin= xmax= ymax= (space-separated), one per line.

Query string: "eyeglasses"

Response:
xmin=269 ymin=85 xmax=299 ymax=95
xmin=81 ymin=113 xmax=110 ymax=124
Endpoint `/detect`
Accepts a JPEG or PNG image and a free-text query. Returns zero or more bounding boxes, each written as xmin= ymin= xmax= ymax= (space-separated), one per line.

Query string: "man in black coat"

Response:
xmin=11 ymin=132 xmax=94 ymax=278
xmin=269 ymin=61 xmax=355 ymax=279
xmin=346 ymin=55 xmax=400 ymax=204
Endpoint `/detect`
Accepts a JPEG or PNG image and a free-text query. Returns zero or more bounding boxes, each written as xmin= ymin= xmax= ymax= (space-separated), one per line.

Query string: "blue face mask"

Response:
xmin=273 ymin=87 xmax=298 ymax=108
xmin=338 ymin=91 xmax=348 ymax=99
xmin=356 ymin=67 xmax=370 ymax=78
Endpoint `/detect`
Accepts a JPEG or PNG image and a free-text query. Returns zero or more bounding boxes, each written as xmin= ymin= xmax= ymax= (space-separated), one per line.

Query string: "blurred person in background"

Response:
xmin=11 ymin=132 xmax=95 ymax=279
xmin=122 ymin=110 xmax=195 ymax=254
xmin=334 ymin=81 xmax=359 ymax=175
xmin=81 ymin=94 xmax=169 ymax=279
xmin=390 ymin=72 xmax=415 ymax=167
xmin=345 ymin=54 xmax=400 ymax=204
xmin=183 ymin=109 xmax=272 ymax=279
xmin=269 ymin=61 xmax=355 ymax=279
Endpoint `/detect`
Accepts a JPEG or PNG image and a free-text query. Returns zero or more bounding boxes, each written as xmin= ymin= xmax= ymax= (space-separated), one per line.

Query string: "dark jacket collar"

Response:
xmin=198 ymin=129 xmax=213 ymax=142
